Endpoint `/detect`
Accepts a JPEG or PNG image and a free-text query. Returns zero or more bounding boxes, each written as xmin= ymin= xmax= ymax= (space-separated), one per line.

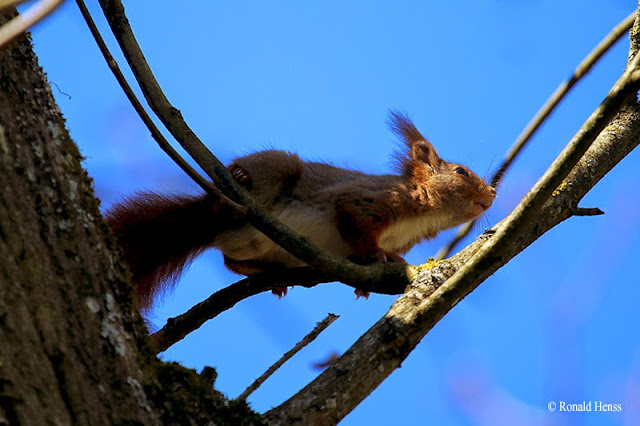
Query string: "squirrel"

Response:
xmin=105 ymin=112 xmax=496 ymax=309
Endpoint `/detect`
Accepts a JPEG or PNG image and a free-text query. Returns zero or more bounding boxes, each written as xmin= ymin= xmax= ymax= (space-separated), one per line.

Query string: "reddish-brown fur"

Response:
xmin=106 ymin=112 xmax=496 ymax=309
xmin=105 ymin=193 xmax=244 ymax=308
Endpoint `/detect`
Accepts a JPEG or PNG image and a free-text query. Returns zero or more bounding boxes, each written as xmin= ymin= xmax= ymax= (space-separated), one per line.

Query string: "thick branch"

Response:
xmin=266 ymin=17 xmax=640 ymax=423
xmin=268 ymin=100 xmax=640 ymax=426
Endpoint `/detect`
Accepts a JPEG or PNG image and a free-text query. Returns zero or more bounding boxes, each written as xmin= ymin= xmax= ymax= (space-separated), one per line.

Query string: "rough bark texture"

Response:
xmin=0 ymin=10 xmax=260 ymax=425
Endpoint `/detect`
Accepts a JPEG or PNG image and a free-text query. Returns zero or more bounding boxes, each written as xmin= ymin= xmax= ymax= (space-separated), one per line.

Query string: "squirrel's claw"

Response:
xmin=272 ymin=286 xmax=288 ymax=299
xmin=375 ymin=250 xmax=388 ymax=262
xmin=375 ymin=250 xmax=406 ymax=264
xmin=354 ymin=288 xmax=370 ymax=300
xmin=385 ymin=252 xmax=407 ymax=263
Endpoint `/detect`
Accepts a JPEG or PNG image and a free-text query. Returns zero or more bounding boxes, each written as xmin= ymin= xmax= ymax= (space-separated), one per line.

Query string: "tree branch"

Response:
xmin=75 ymin=0 xmax=244 ymax=212
xmin=97 ymin=0 xmax=391 ymax=288
xmin=266 ymin=12 xmax=640 ymax=424
xmin=435 ymin=10 xmax=636 ymax=260
xmin=268 ymin=101 xmax=640 ymax=426
xmin=237 ymin=313 xmax=339 ymax=402
xmin=572 ymin=207 xmax=605 ymax=216
xmin=150 ymin=265 xmax=409 ymax=353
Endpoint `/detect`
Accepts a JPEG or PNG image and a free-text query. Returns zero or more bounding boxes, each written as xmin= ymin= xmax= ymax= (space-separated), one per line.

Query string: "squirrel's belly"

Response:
xmin=378 ymin=213 xmax=451 ymax=253
xmin=214 ymin=204 xmax=352 ymax=266
xmin=214 ymin=225 xmax=274 ymax=262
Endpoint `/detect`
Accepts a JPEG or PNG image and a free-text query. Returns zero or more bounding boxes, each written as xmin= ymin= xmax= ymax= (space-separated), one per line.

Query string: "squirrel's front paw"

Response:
xmin=271 ymin=286 xmax=288 ymax=299
xmin=354 ymin=288 xmax=370 ymax=300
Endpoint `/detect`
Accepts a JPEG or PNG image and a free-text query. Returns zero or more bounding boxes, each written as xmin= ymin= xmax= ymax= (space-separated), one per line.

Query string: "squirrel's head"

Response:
xmin=389 ymin=111 xmax=496 ymax=226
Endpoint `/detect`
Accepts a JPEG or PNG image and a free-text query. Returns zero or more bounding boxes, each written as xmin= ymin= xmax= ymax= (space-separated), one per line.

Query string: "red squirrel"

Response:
xmin=106 ymin=112 xmax=496 ymax=309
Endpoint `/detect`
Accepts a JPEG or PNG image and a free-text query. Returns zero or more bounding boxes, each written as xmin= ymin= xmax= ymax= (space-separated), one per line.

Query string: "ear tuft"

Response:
xmin=388 ymin=110 xmax=426 ymax=144
xmin=388 ymin=110 xmax=441 ymax=167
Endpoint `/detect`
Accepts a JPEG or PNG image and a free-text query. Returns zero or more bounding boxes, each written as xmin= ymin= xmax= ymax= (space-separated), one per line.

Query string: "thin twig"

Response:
xmin=150 ymin=266 xmax=407 ymax=353
xmin=237 ymin=313 xmax=339 ymax=401
xmin=572 ymin=207 xmax=605 ymax=216
xmin=0 ymin=0 xmax=63 ymax=48
xmin=75 ymin=0 xmax=244 ymax=212
xmin=435 ymin=10 xmax=636 ymax=260
xmin=97 ymin=0 xmax=387 ymax=288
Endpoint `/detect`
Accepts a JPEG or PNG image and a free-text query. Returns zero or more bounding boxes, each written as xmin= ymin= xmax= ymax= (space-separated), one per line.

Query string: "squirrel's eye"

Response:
xmin=454 ymin=167 xmax=469 ymax=177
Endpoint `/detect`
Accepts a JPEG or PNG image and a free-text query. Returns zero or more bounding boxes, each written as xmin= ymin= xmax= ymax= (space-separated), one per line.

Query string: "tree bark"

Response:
xmin=0 ymin=9 xmax=259 ymax=425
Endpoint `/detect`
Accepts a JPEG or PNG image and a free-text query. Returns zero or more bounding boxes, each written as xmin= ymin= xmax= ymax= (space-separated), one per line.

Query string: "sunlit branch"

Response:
xmin=0 ymin=0 xmax=63 ymax=48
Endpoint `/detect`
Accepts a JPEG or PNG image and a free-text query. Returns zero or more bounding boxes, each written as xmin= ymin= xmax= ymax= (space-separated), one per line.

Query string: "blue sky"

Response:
xmin=28 ymin=1 xmax=638 ymax=425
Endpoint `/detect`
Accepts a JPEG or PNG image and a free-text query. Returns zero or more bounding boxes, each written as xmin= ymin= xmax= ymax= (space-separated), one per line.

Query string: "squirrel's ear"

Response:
xmin=410 ymin=139 xmax=441 ymax=168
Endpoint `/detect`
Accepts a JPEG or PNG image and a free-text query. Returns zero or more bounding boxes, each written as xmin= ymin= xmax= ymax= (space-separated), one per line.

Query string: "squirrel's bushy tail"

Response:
xmin=105 ymin=192 xmax=243 ymax=310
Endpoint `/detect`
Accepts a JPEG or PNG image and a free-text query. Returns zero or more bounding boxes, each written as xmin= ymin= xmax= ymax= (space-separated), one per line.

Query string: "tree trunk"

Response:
xmin=0 ymin=9 xmax=259 ymax=425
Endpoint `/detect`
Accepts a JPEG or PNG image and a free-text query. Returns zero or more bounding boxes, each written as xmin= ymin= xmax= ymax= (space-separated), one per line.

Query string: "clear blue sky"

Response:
xmin=28 ymin=1 xmax=638 ymax=424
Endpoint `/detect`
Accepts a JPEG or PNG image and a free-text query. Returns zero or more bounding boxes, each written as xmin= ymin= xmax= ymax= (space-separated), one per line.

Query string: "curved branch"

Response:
xmin=75 ymin=0 xmax=244 ymax=212
xmin=266 ymin=15 xmax=640 ymax=423
xmin=97 ymin=0 xmax=389 ymax=288
xmin=435 ymin=10 xmax=636 ymax=260
xmin=151 ymin=264 xmax=410 ymax=353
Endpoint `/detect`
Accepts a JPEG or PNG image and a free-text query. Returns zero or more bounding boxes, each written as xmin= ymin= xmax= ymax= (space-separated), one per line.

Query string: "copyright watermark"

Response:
xmin=547 ymin=400 xmax=622 ymax=412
